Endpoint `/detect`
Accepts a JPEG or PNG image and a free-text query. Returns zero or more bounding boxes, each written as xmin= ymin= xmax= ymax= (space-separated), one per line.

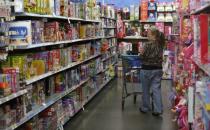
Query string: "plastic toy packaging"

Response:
xmin=165 ymin=13 xmax=173 ymax=22
xmin=165 ymin=3 xmax=173 ymax=12
xmin=157 ymin=2 xmax=165 ymax=12
xmin=157 ymin=13 xmax=165 ymax=22
xmin=148 ymin=2 xmax=156 ymax=10
xmin=180 ymin=0 xmax=190 ymax=13
xmin=155 ymin=22 xmax=164 ymax=33
xmin=148 ymin=12 xmax=156 ymax=22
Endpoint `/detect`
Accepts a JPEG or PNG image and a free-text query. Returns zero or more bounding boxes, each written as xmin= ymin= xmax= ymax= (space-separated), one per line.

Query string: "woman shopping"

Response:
xmin=139 ymin=26 xmax=165 ymax=116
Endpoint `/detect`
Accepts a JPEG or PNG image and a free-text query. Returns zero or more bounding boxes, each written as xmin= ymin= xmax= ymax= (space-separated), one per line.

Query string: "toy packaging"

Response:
xmin=44 ymin=21 xmax=59 ymax=42
xmin=157 ymin=2 xmax=165 ymax=12
xmin=165 ymin=13 xmax=173 ymax=22
xmin=148 ymin=12 xmax=156 ymax=22
xmin=31 ymin=21 xmax=45 ymax=44
xmin=8 ymin=21 xmax=32 ymax=46
xmin=198 ymin=14 xmax=210 ymax=64
xmin=134 ymin=5 xmax=139 ymax=20
xmin=2 ymin=67 xmax=20 ymax=93
xmin=130 ymin=5 xmax=135 ymax=21
xmin=157 ymin=13 xmax=165 ymax=22
xmin=148 ymin=2 xmax=156 ymax=10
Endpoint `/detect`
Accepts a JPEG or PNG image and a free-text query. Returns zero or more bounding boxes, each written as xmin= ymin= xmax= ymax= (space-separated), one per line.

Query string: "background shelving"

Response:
xmin=0 ymin=1 xmax=118 ymax=130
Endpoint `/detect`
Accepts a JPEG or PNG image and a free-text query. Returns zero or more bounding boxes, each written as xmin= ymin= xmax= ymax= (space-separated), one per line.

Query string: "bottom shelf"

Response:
xmin=61 ymin=77 xmax=113 ymax=126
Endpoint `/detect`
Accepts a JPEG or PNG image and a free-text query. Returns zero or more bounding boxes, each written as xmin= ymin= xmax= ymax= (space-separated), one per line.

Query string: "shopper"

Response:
xmin=139 ymin=26 xmax=165 ymax=116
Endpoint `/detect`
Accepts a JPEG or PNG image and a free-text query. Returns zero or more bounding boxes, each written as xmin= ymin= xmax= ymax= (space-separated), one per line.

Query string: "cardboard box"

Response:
xmin=8 ymin=21 xmax=32 ymax=45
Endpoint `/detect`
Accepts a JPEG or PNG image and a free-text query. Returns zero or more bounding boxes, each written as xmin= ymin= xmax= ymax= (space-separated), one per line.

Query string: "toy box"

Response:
xmin=9 ymin=55 xmax=27 ymax=80
xmin=44 ymin=21 xmax=59 ymax=42
xmin=157 ymin=2 xmax=165 ymax=12
xmin=2 ymin=67 xmax=20 ymax=93
xmin=198 ymin=14 xmax=210 ymax=64
xmin=31 ymin=21 xmax=45 ymax=44
xmin=141 ymin=11 xmax=148 ymax=21
xmin=0 ymin=74 xmax=12 ymax=97
xmin=141 ymin=1 xmax=148 ymax=11
xmin=148 ymin=12 xmax=156 ymax=22
xmin=165 ymin=13 xmax=173 ymax=22
xmin=155 ymin=22 xmax=164 ymax=33
xmin=8 ymin=21 xmax=32 ymax=46
xmin=157 ymin=13 xmax=165 ymax=22
xmin=130 ymin=5 xmax=135 ymax=21
xmin=148 ymin=2 xmax=156 ymax=10
xmin=49 ymin=50 xmax=61 ymax=71
xmin=54 ymin=0 xmax=60 ymax=16
xmin=134 ymin=5 xmax=139 ymax=20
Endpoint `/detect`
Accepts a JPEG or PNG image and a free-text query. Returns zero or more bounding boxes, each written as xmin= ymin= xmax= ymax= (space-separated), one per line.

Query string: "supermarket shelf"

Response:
xmin=140 ymin=20 xmax=173 ymax=23
xmin=10 ymin=37 xmax=103 ymax=50
xmin=192 ymin=57 xmax=210 ymax=76
xmin=63 ymin=77 xmax=113 ymax=125
xmin=0 ymin=89 xmax=28 ymax=105
xmin=196 ymin=93 xmax=210 ymax=119
xmin=121 ymin=36 xmax=148 ymax=40
xmin=103 ymin=26 xmax=116 ymax=29
xmin=157 ymin=10 xmax=176 ymax=13
xmin=15 ymin=13 xmax=101 ymax=23
xmin=83 ymin=78 xmax=113 ymax=105
xmin=191 ymin=3 xmax=210 ymax=15
xmin=24 ymin=54 xmax=100 ymax=85
xmin=102 ymin=54 xmax=116 ymax=62
xmin=103 ymin=36 xmax=116 ymax=39
xmin=123 ymin=20 xmax=173 ymax=23
xmin=101 ymin=16 xmax=117 ymax=21
xmin=6 ymin=79 xmax=90 ymax=130
xmin=123 ymin=20 xmax=140 ymax=22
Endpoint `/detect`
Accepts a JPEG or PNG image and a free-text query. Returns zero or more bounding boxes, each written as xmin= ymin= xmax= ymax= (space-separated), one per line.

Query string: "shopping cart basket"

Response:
xmin=121 ymin=54 xmax=143 ymax=110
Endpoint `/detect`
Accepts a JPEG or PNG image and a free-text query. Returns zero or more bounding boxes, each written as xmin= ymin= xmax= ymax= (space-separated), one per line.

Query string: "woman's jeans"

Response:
xmin=140 ymin=69 xmax=163 ymax=113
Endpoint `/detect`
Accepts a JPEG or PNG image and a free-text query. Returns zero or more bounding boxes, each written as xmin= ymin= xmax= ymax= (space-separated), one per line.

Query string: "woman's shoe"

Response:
xmin=152 ymin=112 xmax=162 ymax=116
xmin=139 ymin=108 xmax=147 ymax=114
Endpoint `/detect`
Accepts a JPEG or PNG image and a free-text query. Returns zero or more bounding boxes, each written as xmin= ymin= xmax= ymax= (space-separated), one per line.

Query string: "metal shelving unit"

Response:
xmin=1 ymin=5 xmax=118 ymax=129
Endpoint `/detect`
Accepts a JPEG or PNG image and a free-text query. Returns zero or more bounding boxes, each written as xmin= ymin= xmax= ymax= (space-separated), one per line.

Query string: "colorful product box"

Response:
xmin=130 ymin=5 xmax=135 ymax=21
xmin=44 ymin=21 xmax=59 ymax=42
xmin=141 ymin=10 xmax=148 ymax=21
xmin=2 ymin=67 xmax=20 ymax=93
xmin=134 ymin=6 xmax=139 ymax=20
xmin=198 ymin=14 xmax=210 ymax=64
xmin=54 ymin=0 xmax=60 ymax=16
xmin=10 ymin=55 xmax=27 ymax=80
xmin=8 ymin=21 xmax=32 ymax=46
xmin=31 ymin=21 xmax=45 ymax=44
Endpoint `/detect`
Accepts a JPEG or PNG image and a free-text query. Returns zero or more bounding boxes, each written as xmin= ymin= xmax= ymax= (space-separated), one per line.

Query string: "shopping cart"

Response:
xmin=121 ymin=54 xmax=142 ymax=110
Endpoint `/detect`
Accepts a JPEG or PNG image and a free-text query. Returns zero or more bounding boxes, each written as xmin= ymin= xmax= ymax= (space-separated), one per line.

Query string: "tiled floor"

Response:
xmin=64 ymin=78 xmax=177 ymax=130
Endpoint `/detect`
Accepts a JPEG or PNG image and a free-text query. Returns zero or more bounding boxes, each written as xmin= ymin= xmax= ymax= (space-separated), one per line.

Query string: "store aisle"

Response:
xmin=64 ymin=78 xmax=177 ymax=130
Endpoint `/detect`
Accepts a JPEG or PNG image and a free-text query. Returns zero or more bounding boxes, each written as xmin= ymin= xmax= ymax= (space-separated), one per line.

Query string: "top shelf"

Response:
xmin=191 ymin=3 xmax=210 ymax=15
xmin=101 ymin=16 xmax=117 ymax=21
xmin=120 ymin=36 xmax=148 ymax=40
xmin=15 ymin=13 xmax=101 ymax=23
xmin=123 ymin=20 xmax=173 ymax=23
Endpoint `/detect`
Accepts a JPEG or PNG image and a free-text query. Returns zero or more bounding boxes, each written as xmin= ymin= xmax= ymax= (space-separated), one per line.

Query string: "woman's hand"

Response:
xmin=139 ymin=47 xmax=144 ymax=55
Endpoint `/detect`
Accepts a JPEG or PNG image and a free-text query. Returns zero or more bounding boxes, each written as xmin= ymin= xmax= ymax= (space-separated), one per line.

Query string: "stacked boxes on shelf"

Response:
xmin=15 ymin=0 xmax=101 ymax=20
xmin=0 ymin=0 xmax=117 ymax=129
xmin=7 ymin=20 xmax=102 ymax=46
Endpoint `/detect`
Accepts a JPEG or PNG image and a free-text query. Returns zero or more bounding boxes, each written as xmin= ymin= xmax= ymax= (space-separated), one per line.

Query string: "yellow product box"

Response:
xmin=10 ymin=55 xmax=27 ymax=80
xmin=31 ymin=60 xmax=46 ymax=76
xmin=79 ymin=25 xmax=86 ymax=39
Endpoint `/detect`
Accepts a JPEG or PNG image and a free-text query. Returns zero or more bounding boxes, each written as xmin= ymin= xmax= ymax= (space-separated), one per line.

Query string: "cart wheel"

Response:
xmin=122 ymin=100 xmax=125 ymax=110
xmin=133 ymin=95 xmax=137 ymax=104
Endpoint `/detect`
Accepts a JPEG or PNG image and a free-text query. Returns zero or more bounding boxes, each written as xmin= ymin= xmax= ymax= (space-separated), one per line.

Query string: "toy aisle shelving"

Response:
xmin=0 ymin=1 xmax=117 ymax=130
